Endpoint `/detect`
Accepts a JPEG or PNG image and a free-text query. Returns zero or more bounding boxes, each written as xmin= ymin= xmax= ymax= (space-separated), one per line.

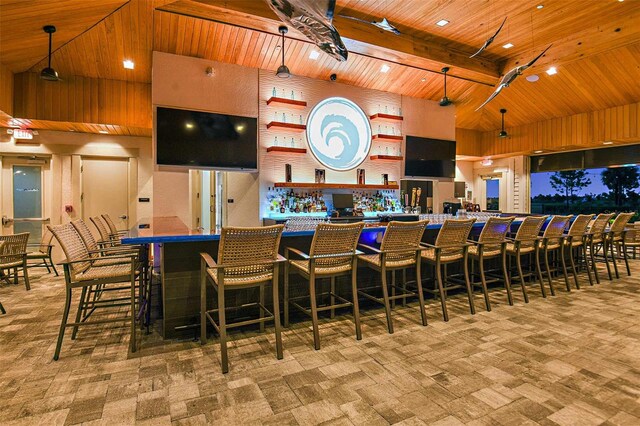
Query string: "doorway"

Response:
xmin=81 ymin=157 xmax=129 ymax=230
xmin=1 ymin=156 xmax=49 ymax=243
xmin=485 ymin=179 xmax=500 ymax=211
xmin=191 ymin=169 xmax=225 ymax=232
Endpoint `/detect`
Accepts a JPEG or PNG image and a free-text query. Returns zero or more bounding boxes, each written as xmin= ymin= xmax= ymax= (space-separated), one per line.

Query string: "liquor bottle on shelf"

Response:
xmin=299 ymin=115 xmax=303 ymax=124
xmin=272 ymin=87 xmax=277 ymax=97
xmin=290 ymin=137 xmax=295 ymax=148
xmin=385 ymin=105 xmax=388 ymax=113
xmin=291 ymin=90 xmax=295 ymax=100
xmin=274 ymin=136 xmax=279 ymax=146
xmin=282 ymin=112 xmax=287 ymax=123
xmin=274 ymin=111 xmax=278 ymax=121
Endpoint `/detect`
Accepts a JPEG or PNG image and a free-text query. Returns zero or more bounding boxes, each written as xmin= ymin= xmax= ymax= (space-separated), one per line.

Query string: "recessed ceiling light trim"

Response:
xmin=380 ymin=64 xmax=390 ymax=73
xmin=123 ymin=59 xmax=134 ymax=69
xmin=308 ymin=50 xmax=320 ymax=60
xmin=436 ymin=19 xmax=449 ymax=27
xmin=502 ymin=43 xmax=514 ymax=49
xmin=546 ymin=66 xmax=557 ymax=75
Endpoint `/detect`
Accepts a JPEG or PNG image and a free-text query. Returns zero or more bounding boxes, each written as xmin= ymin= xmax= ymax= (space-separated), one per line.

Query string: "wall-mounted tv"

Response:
xmin=404 ymin=136 xmax=456 ymax=178
xmin=155 ymin=106 xmax=258 ymax=171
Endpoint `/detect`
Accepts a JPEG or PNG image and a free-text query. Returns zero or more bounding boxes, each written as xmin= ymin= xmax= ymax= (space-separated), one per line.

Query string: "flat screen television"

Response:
xmin=404 ymin=136 xmax=456 ymax=178
xmin=155 ymin=106 xmax=258 ymax=171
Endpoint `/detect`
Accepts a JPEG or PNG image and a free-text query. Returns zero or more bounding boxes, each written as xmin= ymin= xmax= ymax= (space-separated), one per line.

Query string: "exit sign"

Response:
xmin=13 ymin=129 xmax=34 ymax=140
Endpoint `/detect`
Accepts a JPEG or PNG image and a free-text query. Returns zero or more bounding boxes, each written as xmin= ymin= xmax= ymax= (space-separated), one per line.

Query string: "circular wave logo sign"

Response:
xmin=306 ymin=97 xmax=372 ymax=171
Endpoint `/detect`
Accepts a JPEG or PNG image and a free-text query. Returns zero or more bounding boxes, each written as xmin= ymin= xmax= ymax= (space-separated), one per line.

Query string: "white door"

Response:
xmin=81 ymin=157 xmax=129 ymax=230
xmin=1 ymin=156 xmax=49 ymax=243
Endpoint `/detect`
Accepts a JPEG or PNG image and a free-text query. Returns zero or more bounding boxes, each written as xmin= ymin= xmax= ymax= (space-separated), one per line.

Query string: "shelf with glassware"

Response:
xmin=266 ymin=146 xmax=307 ymax=154
xmin=369 ymin=113 xmax=403 ymax=122
xmin=266 ymin=97 xmax=307 ymax=108
xmin=273 ymin=182 xmax=400 ymax=190
xmin=372 ymin=134 xmax=403 ymax=142
xmin=370 ymin=155 xmax=403 ymax=161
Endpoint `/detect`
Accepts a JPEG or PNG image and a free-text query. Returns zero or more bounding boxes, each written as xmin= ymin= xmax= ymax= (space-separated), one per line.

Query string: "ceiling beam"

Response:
xmin=156 ymin=0 xmax=500 ymax=85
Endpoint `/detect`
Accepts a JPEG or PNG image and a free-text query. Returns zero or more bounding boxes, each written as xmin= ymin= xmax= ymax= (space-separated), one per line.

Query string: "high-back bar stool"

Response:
xmin=538 ymin=215 xmax=572 ymax=294
xmin=587 ymin=213 xmax=615 ymax=282
xmin=624 ymin=223 xmax=640 ymax=259
xmin=48 ymin=223 xmax=141 ymax=360
xmin=562 ymin=214 xmax=594 ymax=288
xmin=0 ymin=232 xmax=30 ymax=291
xmin=506 ymin=216 xmax=547 ymax=302
xmin=200 ymin=225 xmax=285 ymax=373
xmin=26 ymin=228 xmax=58 ymax=276
xmin=468 ymin=216 xmax=515 ymax=309
xmin=606 ymin=212 xmax=635 ymax=278
xmin=284 ymin=222 xmax=364 ymax=350
xmin=420 ymin=218 xmax=476 ymax=322
xmin=358 ymin=220 xmax=429 ymax=333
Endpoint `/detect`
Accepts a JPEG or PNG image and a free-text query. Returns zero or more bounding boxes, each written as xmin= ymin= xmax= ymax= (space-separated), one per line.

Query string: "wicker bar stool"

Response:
xmin=358 ymin=220 xmax=429 ymax=333
xmin=0 ymin=233 xmax=30 ymax=290
xmin=0 ymin=241 xmax=5 ymax=314
xmin=91 ymin=216 xmax=123 ymax=246
xmin=587 ymin=213 xmax=615 ymax=282
xmin=48 ymin=223 xmax=141 ymax=360
xmin=606 ymin=212 xmax=635 ymax=278
xmin=562 ymin=214 xmax=594 ymax=289
xmin=420 ymin=218 xmax=476 ymax=322
xmin=200 ymin=225 xmax=285 ymax=373
xmin=468 ymin=216 xmax=515 ymax=310
xmin=506 ymin=216 xmax=547 ymax=302
xmin=102 ymin=214 xmax=127 ymax=237
xmin=538 ymin=215 xmax=572 ymax=294
xmin=284 ymin=222 xmax=364 ymax=350
xmin=624 ymin=223 xmax=640 ymax=259
xmin=26 ymin=227 xmax=58 ymax=276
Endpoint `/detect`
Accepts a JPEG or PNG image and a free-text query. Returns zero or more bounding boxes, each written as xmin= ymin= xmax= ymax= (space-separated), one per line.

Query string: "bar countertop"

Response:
xmin=121 ymin=216 xmax=507 ymax=244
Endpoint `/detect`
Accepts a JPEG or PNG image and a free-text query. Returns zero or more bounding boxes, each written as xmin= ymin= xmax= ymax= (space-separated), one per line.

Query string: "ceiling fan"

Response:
xmin=439 ymin=67 xmax=453 ymax=107
xmin=40 ymin=25 xmax=59 ymax=81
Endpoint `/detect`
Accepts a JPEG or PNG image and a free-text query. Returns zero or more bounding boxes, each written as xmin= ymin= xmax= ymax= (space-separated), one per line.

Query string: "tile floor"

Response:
xmin=1 ymin=260 xmax=640 ymax=425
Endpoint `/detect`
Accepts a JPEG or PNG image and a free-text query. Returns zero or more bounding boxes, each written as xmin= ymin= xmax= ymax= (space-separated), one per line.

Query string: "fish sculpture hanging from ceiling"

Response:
xmin=265 ymin=0 xmax=348 ymax=62
xmin=475 ymin=44 xmax=552 ymax=111
xmin=470 ymin=17 xmax=507 ymax=58
xmin=340 ymin=15 xmax=401 ymax=35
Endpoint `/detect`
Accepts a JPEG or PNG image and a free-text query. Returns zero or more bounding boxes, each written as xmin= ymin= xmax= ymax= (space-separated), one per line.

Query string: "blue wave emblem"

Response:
xmin=313 ymin=114 xmax=360 ymax=168
xmin=306 ymin=97 xmax=371 ymax=171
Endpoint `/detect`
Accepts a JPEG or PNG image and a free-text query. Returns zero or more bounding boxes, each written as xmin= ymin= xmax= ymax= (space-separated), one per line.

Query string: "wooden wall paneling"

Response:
xmin=0 ymin=63 xmax=14 ymax=115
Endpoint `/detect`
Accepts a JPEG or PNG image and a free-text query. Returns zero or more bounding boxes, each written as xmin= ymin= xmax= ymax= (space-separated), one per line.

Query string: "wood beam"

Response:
xmin=157 ymin=0 xmax=500 ymax=85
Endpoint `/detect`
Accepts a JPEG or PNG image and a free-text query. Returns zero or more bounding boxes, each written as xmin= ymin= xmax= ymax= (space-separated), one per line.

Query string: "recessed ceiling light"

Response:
xmin=526 ymin=74 xmax=540 ymax=82
xmin=534 ymin=150 xmax=543 ymax=153
xmin=421 ymin=78 xmax=426 ymax=82
xmin=618 ymin=0 xmax=624 ymax=2
xmin=380 ymin=64 xmax=390 ymax=73
xmin=185 ymin=122 xmax=194 ymax=129
xmin=308 ymin=50 xmax=320 ymax=60
xmin=123 ymin=59 xmax=134 ymax=69
xmin=603 ymin=141 xmax=614 ymax=145
xmin=536 ymin=4 xmax=544 ymax=9
xmin=546 ymin=66 xmax=557 ymax=75
xmin=98 ymin=130 xmax=109 ymax=134
xmin=436 ymin=19 xmax=449 ymax=27
xmin=502 ymin=43 xmax=514 ymax=49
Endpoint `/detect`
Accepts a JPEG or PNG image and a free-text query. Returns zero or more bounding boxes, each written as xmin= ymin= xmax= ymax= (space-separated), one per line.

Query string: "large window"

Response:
xmin=531 ymin=165 xmax=639 ymax=219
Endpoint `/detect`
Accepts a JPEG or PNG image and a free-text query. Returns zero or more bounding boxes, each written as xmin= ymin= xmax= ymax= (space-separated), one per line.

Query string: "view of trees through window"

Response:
xmin=531 ymin=165 xmax=640 ymax=220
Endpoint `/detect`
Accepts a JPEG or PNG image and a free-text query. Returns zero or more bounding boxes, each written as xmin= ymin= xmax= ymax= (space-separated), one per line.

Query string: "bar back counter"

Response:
xmin=123 ymin=216 xmax=529 ymax=339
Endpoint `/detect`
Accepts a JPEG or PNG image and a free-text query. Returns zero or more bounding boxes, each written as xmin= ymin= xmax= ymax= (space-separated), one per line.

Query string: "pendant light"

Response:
xmin=439 ymin=67 xmax=452 ymax=106
xmin=498 ymin=108 xmax=508 ymax=138
xmin=40 ymin=25 xmax=59 ymax=81
xmin=276 ymin=26 xmax=291 ymax=78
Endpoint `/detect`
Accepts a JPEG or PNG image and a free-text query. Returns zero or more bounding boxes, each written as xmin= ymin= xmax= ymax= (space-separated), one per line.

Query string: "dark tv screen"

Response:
xmin=404 ymin=136 xmax=456 ymax=178
xmin=155 ymin=107 xmax=257 ymax=170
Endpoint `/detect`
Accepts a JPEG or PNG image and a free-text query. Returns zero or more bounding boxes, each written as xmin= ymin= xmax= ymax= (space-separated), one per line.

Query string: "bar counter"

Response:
xmin=122 ymin=216 xmax=526 ymax=338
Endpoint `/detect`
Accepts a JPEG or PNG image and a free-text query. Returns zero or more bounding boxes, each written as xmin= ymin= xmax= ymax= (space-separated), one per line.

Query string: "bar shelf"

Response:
xmin=266 ymin=97 xmax=307 ymax=108
xmin=370 ymin=155 xmax=403 ymax=161
xmin=369 ymin=113 xmax=404 ymax=122
xmin=372 ymin=134 xmax=403 ymax=142
xmin=266 ymin=146 xmax=307 ymax=154
xmin=274 ymin=182 xmax=399 ymax=190
xmin=266 ymin=122 xmax=306 ymax=132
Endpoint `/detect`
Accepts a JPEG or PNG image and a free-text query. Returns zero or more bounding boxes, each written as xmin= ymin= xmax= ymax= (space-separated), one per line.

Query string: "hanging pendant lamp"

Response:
xmin=276 ymin=26 xmax=291 ymax=78
xmin=498 ymin=109 xmax=508 ymax=138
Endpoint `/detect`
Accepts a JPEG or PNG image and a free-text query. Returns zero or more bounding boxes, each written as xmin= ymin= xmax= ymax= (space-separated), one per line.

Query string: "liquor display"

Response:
xmin=265 ymin=188 xmax=402 ymax=216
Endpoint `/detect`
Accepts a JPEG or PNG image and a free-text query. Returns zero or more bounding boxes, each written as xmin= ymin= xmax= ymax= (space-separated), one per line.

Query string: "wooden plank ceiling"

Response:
xmin=0 ymin=0 xmax=639 ymax=135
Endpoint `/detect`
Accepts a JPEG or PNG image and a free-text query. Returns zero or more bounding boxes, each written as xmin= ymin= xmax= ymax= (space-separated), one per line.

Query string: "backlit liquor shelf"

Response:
xmin=266 ymin=96 xmax=307 ymax=108
xmin=273 ymin=182 xmax=400 ymax=190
